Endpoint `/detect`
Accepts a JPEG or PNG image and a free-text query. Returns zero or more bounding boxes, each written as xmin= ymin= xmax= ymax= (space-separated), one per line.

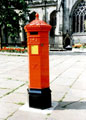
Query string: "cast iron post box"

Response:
xmin=24 ymin=13 xmax=52 ymax=109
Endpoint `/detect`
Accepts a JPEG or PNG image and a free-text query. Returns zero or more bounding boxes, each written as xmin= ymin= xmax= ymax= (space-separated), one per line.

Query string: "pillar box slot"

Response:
xmin=30 ymin=32 xmax=38 ymax=35
xmin=24 ymin=13 xmax=52 ymax=109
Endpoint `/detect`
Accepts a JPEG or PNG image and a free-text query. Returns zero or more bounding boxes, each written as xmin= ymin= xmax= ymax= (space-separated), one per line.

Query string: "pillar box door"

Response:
xmin=24 ymin=13 xmax=52 ymax=109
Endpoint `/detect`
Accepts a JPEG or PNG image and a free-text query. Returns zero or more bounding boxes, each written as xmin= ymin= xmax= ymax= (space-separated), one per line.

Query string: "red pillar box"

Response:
xmin=24 ymin=13 xmax=52 ymax=109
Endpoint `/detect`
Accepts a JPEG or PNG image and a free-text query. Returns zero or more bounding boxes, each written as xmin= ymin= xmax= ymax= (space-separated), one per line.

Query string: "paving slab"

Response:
xmin=51 ymin=77 xmax=75 ymax=86
xmin=47 ymin=109 xmax=86 ymax=120
xmin=0 ymin=80 xmax=25 ymax=89
xmin=51 ymin=84 xmax=70 ymax=101
xmin=7 ymin=110 xmax=47 ymax=120
xmin=0 ymin=92 xmax=27 ymax=104
xmin=72 ymin=80 xmax=86 ymax=90
xmin=0 ymin=51 xmax=86 ymax=120
xmin=19 ymin=102 xmax=58 ymax=114
xmin=61 ymin=89 xmax=86 ymax=102
xmin=0 ymin=88 xmax=11 ymax=98
xmin=14 ymin=84 xmax=28 ymax=94
xmin=0 ymin=102 xmax=19 ymax=119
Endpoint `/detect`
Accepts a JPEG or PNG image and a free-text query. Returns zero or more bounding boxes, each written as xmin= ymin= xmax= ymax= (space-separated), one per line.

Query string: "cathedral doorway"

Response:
xmin=49 ymin=10 xmax=56 ymax=48
xmin=63 ymin=31 xmax=71 ymax=48
xmin=50 ymin=10 xmax=56 ymax=37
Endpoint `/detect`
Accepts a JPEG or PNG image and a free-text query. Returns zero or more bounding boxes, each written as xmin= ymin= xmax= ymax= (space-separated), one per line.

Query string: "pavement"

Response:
xmin=0 ymin=50 xmax=86 ymax=120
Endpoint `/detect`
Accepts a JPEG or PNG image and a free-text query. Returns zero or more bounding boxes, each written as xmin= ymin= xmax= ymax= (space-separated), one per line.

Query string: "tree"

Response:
xmin=0 ymin=0 xmax=29 ymax=48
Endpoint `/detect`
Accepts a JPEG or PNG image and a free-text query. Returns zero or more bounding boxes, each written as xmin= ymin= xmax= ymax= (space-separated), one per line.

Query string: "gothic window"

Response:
xmin=73 ymin=0 xmax=86 ymax=33
xmin=50 ymin=10 xmax=56 ymax=37
xmin=80 ymin=15 xmax=83 ymax=32
xmin=73 ymin=15 xmax=75 ymax=32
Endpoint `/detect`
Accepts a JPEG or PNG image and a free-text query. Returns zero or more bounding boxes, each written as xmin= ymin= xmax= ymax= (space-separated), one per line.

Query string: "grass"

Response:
xmin=0 ymin=83 xmax=26 ymax=98
xmin=14 ymin=102 xmax=25 ymax=106
xmin=7 ymin=78 xmax=12 ymax=80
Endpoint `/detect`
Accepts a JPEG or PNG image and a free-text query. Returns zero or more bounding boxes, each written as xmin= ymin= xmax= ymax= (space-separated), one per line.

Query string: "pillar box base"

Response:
xmin=27 ymin=88 xmax=52 ymax=109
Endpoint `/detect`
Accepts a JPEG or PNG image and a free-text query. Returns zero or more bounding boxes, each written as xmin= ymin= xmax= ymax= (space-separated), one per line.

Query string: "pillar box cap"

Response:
xmin=24 ymin=13 xmax=51 ymax=32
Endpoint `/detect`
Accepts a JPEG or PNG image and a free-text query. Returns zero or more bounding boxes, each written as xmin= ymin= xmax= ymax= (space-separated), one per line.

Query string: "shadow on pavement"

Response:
xmin=49 ymin=51 xmax=86 ymax=56
xmin=54 ymin=101 xmax=86 ymax=110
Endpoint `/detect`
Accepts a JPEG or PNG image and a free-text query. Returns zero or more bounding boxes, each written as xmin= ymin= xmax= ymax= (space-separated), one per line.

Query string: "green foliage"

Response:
xmin=0 ymin=0 xmax=29 ymax=40
xmin=15 ymin=102 xmax=25 ymax=106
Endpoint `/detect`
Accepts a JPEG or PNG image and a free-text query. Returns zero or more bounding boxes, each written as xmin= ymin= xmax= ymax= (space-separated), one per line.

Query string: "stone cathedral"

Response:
xmin=28 ymin=0 xmax=86 ymax=49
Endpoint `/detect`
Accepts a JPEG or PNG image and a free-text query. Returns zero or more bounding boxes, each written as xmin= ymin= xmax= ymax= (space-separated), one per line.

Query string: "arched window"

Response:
xmin=73 ymin=0 xmax=86 ymax=33
xmin=50 ymin=10 xmax=56 ymax=37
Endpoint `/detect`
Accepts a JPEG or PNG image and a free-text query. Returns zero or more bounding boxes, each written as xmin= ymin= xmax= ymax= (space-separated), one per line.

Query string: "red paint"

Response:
xmin=24 ymin=13 xmax=51 ymax=89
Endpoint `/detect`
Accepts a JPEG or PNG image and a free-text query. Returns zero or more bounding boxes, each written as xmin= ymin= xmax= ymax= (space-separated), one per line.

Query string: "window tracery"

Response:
xmin=73 ymin=0 xmax=86 ymax=33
